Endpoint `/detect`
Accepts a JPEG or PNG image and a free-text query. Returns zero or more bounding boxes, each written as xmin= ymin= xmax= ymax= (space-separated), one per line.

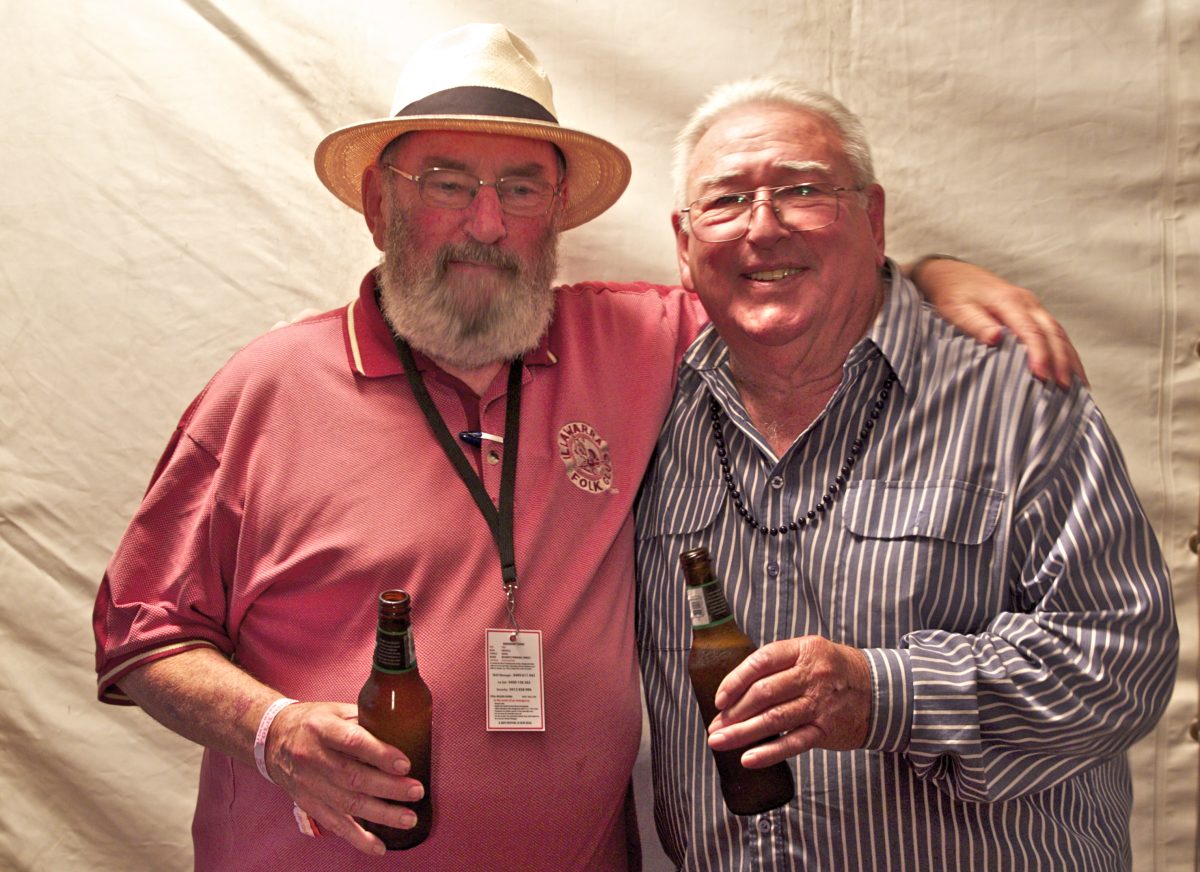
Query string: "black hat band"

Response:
xmin=396 ymin=86 xmax=558 ymax=124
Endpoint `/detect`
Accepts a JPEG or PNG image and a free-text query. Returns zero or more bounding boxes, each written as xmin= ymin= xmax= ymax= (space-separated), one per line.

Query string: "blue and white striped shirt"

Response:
xmin=634 ymin=265 xmax=1177 ymax=871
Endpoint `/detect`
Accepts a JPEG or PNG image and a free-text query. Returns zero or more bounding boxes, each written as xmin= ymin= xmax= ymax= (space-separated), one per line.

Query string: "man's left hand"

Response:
xmin=908 ymin=255 xmax=1088 ymax=389
xmin=706 ymin=635 xmax=872 ymax=768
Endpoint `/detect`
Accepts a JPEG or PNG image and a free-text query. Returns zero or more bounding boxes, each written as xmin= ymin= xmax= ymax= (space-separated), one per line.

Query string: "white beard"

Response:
xmin=377 ymin=199 xmax=559 ymax=370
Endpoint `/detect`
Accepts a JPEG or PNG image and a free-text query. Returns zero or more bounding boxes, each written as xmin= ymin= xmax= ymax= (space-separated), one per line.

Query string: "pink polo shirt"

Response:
xmin=93 ymin=273 xmax=705 ymax=871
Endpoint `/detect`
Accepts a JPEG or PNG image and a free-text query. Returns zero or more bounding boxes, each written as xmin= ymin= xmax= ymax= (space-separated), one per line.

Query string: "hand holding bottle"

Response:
xmin=681 ymin=548 xmax=794 ymax=814
xmin=261 ymin=700 xmax=426 ymax=855
xmin=706 ymin=635 xmax=872 ymax=768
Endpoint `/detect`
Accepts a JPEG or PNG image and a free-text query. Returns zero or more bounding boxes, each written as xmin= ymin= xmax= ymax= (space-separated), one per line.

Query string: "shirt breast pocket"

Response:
xmin=835 ymin=479 xmax=1006 ymax=644
xmin=635 ymin=484 xmax=725 ymax=653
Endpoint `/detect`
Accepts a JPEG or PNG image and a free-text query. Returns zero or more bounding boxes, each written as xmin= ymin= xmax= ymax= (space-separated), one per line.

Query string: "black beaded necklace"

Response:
xmin=709 ymin=371 xmax=897 ymax=536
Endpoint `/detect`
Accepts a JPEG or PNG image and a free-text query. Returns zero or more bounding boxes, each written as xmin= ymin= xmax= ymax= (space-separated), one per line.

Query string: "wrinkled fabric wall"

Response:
xmin=1 ymin=1 xmax=1195 ymax=869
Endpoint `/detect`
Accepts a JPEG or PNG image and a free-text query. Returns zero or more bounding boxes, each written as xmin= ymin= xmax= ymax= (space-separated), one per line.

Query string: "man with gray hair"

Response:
xmin=635 ymin=78 xmax=1177 ymax=870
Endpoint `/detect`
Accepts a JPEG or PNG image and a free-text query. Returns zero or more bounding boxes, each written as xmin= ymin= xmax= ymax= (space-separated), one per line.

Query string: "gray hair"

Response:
xmin=672 ymin=77 xmax=876 ymax=220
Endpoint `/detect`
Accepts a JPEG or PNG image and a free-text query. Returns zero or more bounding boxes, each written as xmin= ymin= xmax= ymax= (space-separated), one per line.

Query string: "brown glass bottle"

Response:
xmin=682 ymin=547 xmax=795 ymax=815
xmin=356 ymin=590 xmax=433 ymax=850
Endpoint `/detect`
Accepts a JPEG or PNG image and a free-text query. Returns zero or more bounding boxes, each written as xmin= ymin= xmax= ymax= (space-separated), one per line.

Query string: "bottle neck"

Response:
xmin=373 ymin=620 xmax=418 ymax=673
xmin=687 ymin=579 xmax=734 ymax=629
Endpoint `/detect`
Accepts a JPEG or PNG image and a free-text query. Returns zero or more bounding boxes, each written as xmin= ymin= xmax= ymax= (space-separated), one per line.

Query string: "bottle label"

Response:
xmin=687 ymin=581 xmax=734 ymax=629
xmin=373 ymin=627 xmax=417 ymax=673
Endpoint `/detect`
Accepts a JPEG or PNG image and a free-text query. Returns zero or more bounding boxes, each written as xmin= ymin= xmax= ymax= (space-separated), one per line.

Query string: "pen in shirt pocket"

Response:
xmin=458 ymin=431 xmax=505 ymax=446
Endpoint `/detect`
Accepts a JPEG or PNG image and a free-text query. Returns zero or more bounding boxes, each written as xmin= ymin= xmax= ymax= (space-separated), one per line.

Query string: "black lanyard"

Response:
xmin=394 ymin=338 xmax=522 ymax=590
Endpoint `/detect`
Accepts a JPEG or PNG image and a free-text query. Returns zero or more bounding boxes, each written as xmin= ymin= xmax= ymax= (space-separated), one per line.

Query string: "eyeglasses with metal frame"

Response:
xmin=680 ymin=182 xmax=863 ymax=243
xmin=385 ymin=165 xmax=561 ymax=217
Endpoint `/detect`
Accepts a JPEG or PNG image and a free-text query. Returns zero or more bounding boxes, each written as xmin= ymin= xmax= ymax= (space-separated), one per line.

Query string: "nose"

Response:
xmin=744 ymin=196 xmax=790 ymax=246
xmin=464 ymin=184 xmax=508 ymax=245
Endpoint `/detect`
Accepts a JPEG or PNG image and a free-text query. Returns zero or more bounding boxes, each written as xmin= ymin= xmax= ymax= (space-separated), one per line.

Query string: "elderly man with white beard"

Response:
xmin=93 ymin=24 xmax=1084 ymax=872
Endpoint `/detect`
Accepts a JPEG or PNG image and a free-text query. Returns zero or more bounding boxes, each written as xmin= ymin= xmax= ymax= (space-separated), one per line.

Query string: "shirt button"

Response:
xmin=757 ymin=818 xmax=772 ymax=832
xmin=488 ymin=450 xmax=501 ymax=465
xmin=770 ymin=475 xmax=784 ymax=489
xmin=766 ymin=563 xmax=779 ymax=577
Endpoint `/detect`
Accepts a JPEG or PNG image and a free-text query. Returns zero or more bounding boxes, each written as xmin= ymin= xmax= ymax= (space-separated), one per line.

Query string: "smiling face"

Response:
xmin=361 ymin=130 xmax=565 ymax=369
xmin=675 ymin=103 xmax=886 ymax=364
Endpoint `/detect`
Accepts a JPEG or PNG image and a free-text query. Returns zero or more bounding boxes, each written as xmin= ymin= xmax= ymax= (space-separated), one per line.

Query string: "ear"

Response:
xmin=865 ymin=183 xmax=886 ymax=264
xmin=553 ymin=178 xmax=570 ymax=226
xmin=672 ymin=211 xmax=696 ymax=291
xmin=362 ymin=164 xmax=387 ymax=251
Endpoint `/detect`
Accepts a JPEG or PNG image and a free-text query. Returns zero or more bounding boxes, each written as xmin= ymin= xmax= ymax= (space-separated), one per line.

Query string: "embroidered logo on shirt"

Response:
xmin=557 ymin=421 xmax=615 ymax=494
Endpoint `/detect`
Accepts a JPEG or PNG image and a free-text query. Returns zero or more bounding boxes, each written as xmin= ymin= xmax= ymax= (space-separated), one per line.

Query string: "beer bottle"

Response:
xmin=682 ymin=547 xmax=795 ymax=815
xmin=356 ymin=590 xmax=433 ymax=849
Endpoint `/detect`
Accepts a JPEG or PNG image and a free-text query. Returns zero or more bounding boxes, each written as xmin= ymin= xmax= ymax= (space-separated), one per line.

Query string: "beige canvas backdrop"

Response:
xmin=1 ymin=1 xmax=1195 ymax=869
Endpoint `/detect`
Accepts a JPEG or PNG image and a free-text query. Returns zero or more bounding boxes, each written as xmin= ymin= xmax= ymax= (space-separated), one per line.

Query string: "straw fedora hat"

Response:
xmin=315 ymin=23 xmax=631 ymax=231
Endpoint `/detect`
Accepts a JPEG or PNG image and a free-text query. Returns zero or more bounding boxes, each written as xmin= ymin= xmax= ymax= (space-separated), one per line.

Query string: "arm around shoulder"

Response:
xmin=905 ymin=254 xmax=1087 ymax=389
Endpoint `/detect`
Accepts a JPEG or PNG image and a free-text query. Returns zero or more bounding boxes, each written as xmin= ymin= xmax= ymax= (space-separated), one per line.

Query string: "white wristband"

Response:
xmin=254 ymin=697 xmax=298 ymax=783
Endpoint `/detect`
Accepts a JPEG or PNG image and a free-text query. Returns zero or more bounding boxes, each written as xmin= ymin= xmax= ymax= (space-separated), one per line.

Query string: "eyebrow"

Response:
xmin=420 ymin=156 xmax=470 ymax=172
xmin=778 ymin=160 xmax=831 ymax=176
xmin=419 ymin=156 xmax=553 ymax=178
xmin=693 ymin=159 xmax=833 ymax=192
xmin=498 ymin=161 xmax=554 ymax=178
